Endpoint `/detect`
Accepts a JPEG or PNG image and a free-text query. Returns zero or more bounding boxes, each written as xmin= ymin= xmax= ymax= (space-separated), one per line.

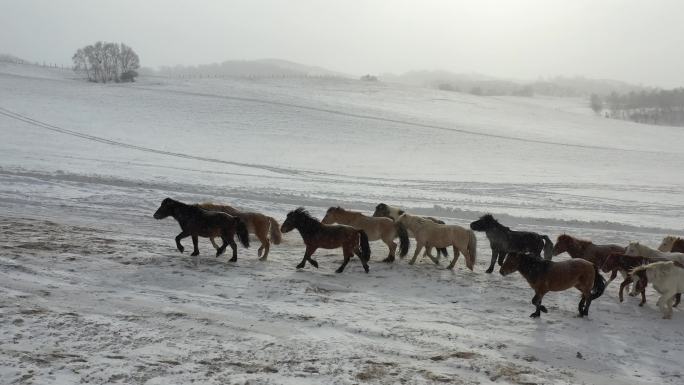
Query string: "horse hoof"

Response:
xmin=382 ymin=257 xmax=394 ymax=263
xmin=639 ymin=303 xmax=644 ymax=307
xmin=529 ymin=313 xmax=540 ymax=318
xmin=296 ymin=263 xmax=305 ymax=269
xmin=364 ymin=266 xmax=369 ymax=273
xmin=229 ymin=257 xmax=237 ymax=262
xmin=259 ymin=257 xmax=267 ymax=262
xmin=190 ymin=251 xmax=199 ymax=257
xmin=177 ymin=248 xmax=184 ymax=253
xmin=485 ymin=268 xmax=493 ymax=274
xmin=309 ymin=260 xmax=319 ymax=268
xmin=540 ymin=306 xmax=548 ymax=313
xmin=335 ymin=268 xmax=344 ymax=274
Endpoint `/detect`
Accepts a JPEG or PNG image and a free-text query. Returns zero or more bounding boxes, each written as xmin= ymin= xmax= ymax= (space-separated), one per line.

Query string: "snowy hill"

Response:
xmin=1 ymin=62 xmax=683 ymax=384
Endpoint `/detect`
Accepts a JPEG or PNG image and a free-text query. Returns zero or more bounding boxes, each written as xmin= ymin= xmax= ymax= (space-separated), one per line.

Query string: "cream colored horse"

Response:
xmin=396 ymin=213 xmax=477 ymax=270
xmin=322 ymin=207 xmax=409 ymax=262
xmin=198 ymin=203 xmax=282 ymax=260
xmin=625 ymin=242 xmax=684 ymax=264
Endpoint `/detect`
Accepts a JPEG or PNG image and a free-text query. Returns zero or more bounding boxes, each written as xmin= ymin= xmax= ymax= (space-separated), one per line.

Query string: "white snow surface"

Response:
xmin=1 ymin=63 xmax=683 ymax=384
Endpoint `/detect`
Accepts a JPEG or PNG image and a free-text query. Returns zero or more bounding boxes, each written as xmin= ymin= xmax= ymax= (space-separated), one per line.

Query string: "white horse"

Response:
xmin=625 ymin=242 xmax=684 ymax=264
xmin=396 ymin=213 xmax=477 ymax=270
xmin=658 ymin=236 xmax=682 ymax=252
xmin=631 ymin=261 xmax=684 ymax=319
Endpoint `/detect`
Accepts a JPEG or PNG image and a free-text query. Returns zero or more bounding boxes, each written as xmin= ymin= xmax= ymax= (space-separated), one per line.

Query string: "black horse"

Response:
xmin=153 ymin=198 xmax=249 ymax=261
xmin=281 ymin=207 xmax=371 ymax=273
xmin=470 ymin=214 xmax=554 ymax=273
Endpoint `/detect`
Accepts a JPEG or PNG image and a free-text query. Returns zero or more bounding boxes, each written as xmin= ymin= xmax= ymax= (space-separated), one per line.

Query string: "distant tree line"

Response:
xmin=72 ymin=42 xmax=140 ymax=83
xmin=590 ymin=89 xmax=684 ymax=126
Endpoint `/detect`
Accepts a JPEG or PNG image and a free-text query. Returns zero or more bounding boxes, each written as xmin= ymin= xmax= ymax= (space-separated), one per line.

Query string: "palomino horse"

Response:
xmin=396 ymin=213 xmax=476 ymax=270
xmin=322 ymin=207 xmax=409 ymax=262
xmin=280 ymin=207 xmax=371 ymax=273
xmin=500 ymin=252 xmax=606 ymax=318
xmin=372 ymin=203 xmax=448 ymax=258
xmin=631 ymin=261 xmax=684 ymax=319
xmin=658 ymin=236 xmax=684 ymax=253
xmin=553 ymin=234 xmax=624 ymax=266
xmin=153 ymin=198 xmax=249 ymax=263
xmin=198 ymin=203 xmax=282 ymax=261
xmin=624 ymin=242 xmax=684 ymax=264
xmin=470 ymin=214 xmax=554 ymax=274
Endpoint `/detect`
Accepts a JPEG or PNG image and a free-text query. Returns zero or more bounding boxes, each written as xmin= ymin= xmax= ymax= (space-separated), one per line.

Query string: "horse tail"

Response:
xmin=590 ymin=266 xmax=606 ymax=300
xmin=235 ymin=218 xmax=250 ymax=248
xmin=358 ymin=230 xmax=371 ymax=262
xmin=542 ymin=235 xmax=554 ymax=260
xmin=268 ymin=216 xmax=282 ymax=245
xmin=467 ymin=230 xmax=477 ymax=270
xmin=395 ymin=222 xmax=410 ymax=257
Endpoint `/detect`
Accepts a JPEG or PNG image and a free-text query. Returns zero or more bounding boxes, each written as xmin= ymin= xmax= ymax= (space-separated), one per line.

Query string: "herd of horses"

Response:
xmin=153 ymin=198 xmax=684 ymax=320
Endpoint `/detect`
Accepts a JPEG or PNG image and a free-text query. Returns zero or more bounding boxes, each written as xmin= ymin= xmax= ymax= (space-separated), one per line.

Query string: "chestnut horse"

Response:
xmin=153 ymin=198 xmax=249 ymax=263
xmin=322 ymin=206 xmax=409 ymax=263
xmin=658 ymin=236 xmax=684 ymax=253
xmin=281 ymin=207 xmax=371 ymax=273
xmin=552 ymin=234 xmax=624 ymax=266
xmin=600 ymin=253 xmax=649 ymax=305
xmin=500 ymin=252 xmax=605 ymax=318
xmin=198 ymin=203 xmax=282 ymax=261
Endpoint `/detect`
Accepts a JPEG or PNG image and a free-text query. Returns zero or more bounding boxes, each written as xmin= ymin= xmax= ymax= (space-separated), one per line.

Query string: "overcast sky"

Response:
xmin=2 ymin=0 xmax=683 ymax=87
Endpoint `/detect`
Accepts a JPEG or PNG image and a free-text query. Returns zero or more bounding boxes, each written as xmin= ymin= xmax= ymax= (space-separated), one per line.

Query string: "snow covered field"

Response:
xmin=1 ymin=63 xmax=683 ymax=384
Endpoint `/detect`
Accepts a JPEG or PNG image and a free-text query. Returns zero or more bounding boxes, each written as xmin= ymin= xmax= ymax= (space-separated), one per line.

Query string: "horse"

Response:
xmin=500 ymin=252 xmax=606 ymax=318
xmin=396 ymin=213 xmax=477 ymax=270
xmin=658 ymin=236 xmax=684 ymax=253
xmin=321 ymin=206 xmax=409 ymax=263
xmin=153 ymin=198 xmax=249 ymax=263
xmin=470 ymin=214 xmax=554 ymax=274
xmin=631 ymin=261 xmax=684 ymax=319
xmin=552 ymin=234 xmax=624 ymax=266
xmin=600 ymin=253 xmax=650 ymax=305
xmin=280 ymin=207 xmax=371 ymax=273
xmin=624 ymin=242 xmax=684 ymax=264
xmin=197 ymin=203 xmax=282 ymax=261
xmin=372 ymin=203 xmax=448 ymax=258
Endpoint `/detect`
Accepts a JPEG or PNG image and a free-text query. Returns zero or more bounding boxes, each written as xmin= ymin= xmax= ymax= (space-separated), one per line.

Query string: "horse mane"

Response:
xmin=290 ymin=207 xmax=323 ymax=233
xmin=481 ymin=213 xmax=509 ymax=231
xmin=558 ymin=234 xmax=592 ymax=248
xmin=518 ymin=253 xmax=552 ymax=280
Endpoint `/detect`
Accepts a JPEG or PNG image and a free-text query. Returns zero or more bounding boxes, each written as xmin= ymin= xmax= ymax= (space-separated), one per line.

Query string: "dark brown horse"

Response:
xmin=600 ymin=253 xmax=649 ymax=305
xmin=553 ymin=234 xmax=624 ymax=266
xmin=281 ymin=207 xmax=371 ymax=273
xmin=153 ymin=198 xmax=249 ymax=262
xmin=500 ymin=252 xmax=605 ymax=318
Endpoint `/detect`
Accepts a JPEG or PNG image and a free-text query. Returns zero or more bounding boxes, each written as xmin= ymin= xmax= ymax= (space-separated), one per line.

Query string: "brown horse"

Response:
xmin=600 ymin=253 xmax=649 ymax=305
xmin=153 ymin=198 xmax=249 ymax=263
xmin=553 ymin=234 xmax=625 ymax=266
xmin=281 ymin=207 xmax=371 ymax=273
xmin=322 ymin=206 xmax=409 ymax=262
xmin=658 ymin=236 xmax=684 ymax=253
xmin=500 ymin=252 xmax=606 ymax=318
xmin=198 ymin=203 xmax=282 ymax=261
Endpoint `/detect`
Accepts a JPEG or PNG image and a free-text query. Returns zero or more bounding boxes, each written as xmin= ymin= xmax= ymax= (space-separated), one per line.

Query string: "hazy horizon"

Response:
xmin=2 ymin=0 xmax=684 ymax=88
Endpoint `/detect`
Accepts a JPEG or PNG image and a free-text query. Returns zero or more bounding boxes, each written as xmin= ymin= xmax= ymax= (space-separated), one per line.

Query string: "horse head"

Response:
xmin=624 ymin=242 xmax=641 ymax=257
xmin=658 ymin=236 xmax=678 ymax=252
xmin=153 ymin=197 xmax=176 ymax=219
xmin=470 ymin=214 xmax=496 ymax=231
xmin=552 ymin=234 xmax=573 ymax=256
xmin=321 ymin=206 xmax=343 ymax=224
xmin=499 ymin=252 xmax=521 ymax=276
xmin=372 ymin=203 xmax=390 ymax=218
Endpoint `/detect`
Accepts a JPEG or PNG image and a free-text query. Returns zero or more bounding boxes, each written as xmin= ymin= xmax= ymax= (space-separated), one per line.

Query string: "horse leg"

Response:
xmin=217 ymin=233 xmax=229 ymax=257
xmin=297 ymin=246 xmax=317 ymax=269
xmin=426 ymin=246 xmax=441 ymax=265
xmin=618 ymin=277 xmax=631 ymax=302
xmin=175 ymin=231 xmax=189 ymax=253
xmin=605 ymin=269 xmax=618 ymax=288
xmin=190 ymin=235 xmax=200 ymax=257
xmin=383 ymin=238 xmax=396 ymax=263
xmin=209 ymin=237 xmax=220 ymax=250
xmin=497 ymin=250 xmax=507 ymax=266
xmin=228 ymin=239 xmax=238 ymax=262
xmin=628 ymin=273 xmax=638 ymax=296
xmin=447 ymin=245 xmax=460 ymax=270
xmin=530 ymin=293 xmax=546 ymax=318
xmin=485 ymin=248 xmax=499 ymax=273
xmin=639 ymin=287 xmax=646 ymax=307
xmin=409 ymin=242 xmax=424 ymax=265
xmin=336 ymin=247 xmax=353 ymax=274
xmin=674 ymin=293 xmax=681 ymax=307
xmin=661 ymin=293 xmax=676 ymax=319
xmin=257 ymin=232 xmax=270 ymax=261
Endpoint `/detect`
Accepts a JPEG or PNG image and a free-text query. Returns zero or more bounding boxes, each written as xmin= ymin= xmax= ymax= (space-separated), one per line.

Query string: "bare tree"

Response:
xmin=72 ymin=41 xmax=140 ymax=83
